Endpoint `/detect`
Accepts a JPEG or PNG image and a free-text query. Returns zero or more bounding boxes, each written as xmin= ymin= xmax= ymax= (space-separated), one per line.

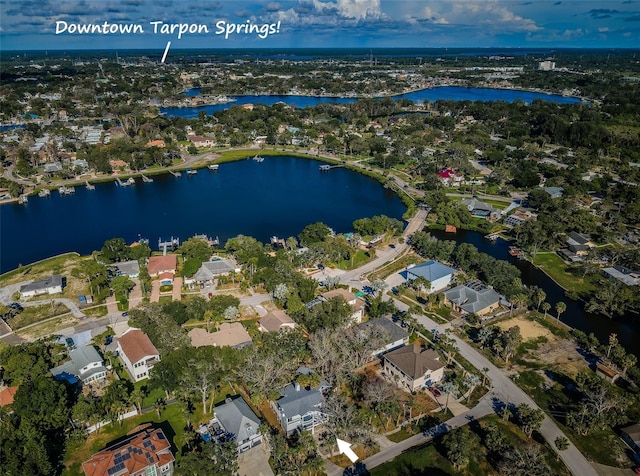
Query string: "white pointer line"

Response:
xmin=161 ymin=41 xmax=171 ymax=63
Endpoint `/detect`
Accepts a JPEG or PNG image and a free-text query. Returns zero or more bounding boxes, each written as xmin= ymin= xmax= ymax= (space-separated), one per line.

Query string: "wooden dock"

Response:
xmin=169 ymin=170 xmax=182 ymax=177
xmin=85 ymin=181 xmax=95 ymax=190
xmin=319 ymin=164 xmax=344 ymax=171
xmin=141 ymin=174 xmax=153 ymax=183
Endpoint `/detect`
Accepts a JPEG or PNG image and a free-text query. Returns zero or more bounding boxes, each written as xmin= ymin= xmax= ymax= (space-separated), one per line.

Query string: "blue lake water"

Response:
xmin=0 ymin=156 xmax=405 ymax=273
xmin=161 ymin=86 xmax=582 ymax=119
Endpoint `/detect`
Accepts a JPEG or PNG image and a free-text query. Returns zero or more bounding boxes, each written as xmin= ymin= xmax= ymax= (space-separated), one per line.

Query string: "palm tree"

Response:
xmin=153 ymin=398 xmax=166 ymax=418
xmin=481 ymin=367 xmax=490 ymax=387
xmin=554 ymin=436 xmax=569 ymax=461
xmin=533 ymin=287 xmax=546 ymax=312
xmin=130 ymin=387 xmax=147 ymax=414
xmin=555 ymin=301 xmax=566 ymax=321
xmin=440 ymin=381 xmax=458 ymax=413
xmin=541 ymin=302 xmax=551 ymax=319
xmin=464 ymin=374 xmax=481 ymax=403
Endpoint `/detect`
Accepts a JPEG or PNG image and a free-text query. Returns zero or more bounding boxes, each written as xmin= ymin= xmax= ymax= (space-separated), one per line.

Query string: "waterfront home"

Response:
xmin=503 ymin=210 xmax=537 ymax=227
xmin=51 ymin=345 xmax=107 ymax=386
xmin=602 ymin=266 xmax=640 ymax=286
xmin=113 ymin=260 xmax=140 ymax=279
xmin=566 ymin=232 xmax=593 ymax=255
xmin=43 ymin=161 xmax=63 ymax=175
xmin=188 ymin=323 xmax=252 ymax=349
xmin=320 ymin=289 xmax=365 ymax=324
xmin=355 ymin=317 xmax=409 ymax=360
xmin=209 ymin=396 xmax=262 ymax=453
xmin=258 ymin=309 xmax=297 ymax=332
xmin=192 ymin=259 xmax=238 ymax=283
xmin=443 ymin=281 xmax=501 ymax=316
xmin=82 ymin=428 xmax=175 ymax=476
xmin=189 ymin=135 xmax=215 ymax=148
xmin=461 ymin=197 xmax=501 ymax=220
xmin=116 ymin=329 xmax=160 ymax=382
xmin=382 ymin=344 xmax=445 ymax=392
xmin=147 ymin=255 xmax=177 ymax=277
xmin=19 ymin=274 xmax=63 ymax=298
xmin=406 ymin=260 xmax=457 ymax=293
xmin=272 ymin=373 xmax=329 ymax=435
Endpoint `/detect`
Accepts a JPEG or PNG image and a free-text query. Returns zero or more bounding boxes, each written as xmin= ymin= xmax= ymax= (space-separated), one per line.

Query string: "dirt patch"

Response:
xmin=530 ymin=338 xmax=589 ymax=378
xmin=496 ymin=316 xmax=554 ymax=342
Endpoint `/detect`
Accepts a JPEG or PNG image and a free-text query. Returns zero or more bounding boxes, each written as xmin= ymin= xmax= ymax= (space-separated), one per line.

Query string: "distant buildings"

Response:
xmin=19 ymin=274 xmax=63 ymax=298
xmin=117 ymin=329 xmax=160 ymax=382
xmin=82 ymin=428 xmax=175 ymax=476
xmin=538 ymin=60 xmax=556 ymax=71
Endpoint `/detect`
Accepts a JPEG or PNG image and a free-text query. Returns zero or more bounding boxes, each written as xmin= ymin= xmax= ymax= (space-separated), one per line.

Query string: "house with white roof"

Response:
xmin=406 ymin=260 xmax=457 ymax=293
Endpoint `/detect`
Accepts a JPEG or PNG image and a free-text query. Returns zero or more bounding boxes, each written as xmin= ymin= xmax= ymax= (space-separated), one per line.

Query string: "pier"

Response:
xmin=169 ymin=170 xmax=182 ymax=177
xmin=158 ymin=237 xmax=180 ymax=255
xmin=85 ymin=181 xmax=95 ymax=190
xmin=319 ymin=164 xmax=344 ymax=171
xmin=116 ymin=177 xmax=135 ymax=186
xmin=186 ymin=168 xmax=198 ymax=175
xmin=141 ymin=174 xmax=153 ymax=183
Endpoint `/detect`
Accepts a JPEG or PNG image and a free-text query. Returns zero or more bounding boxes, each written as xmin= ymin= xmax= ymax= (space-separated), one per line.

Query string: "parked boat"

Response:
xmin=18 ymin=195 xmax=28 ymax=204
xmin=58 ymin=186 xmax=75 ymax=195
xmin=208 ymin=164 xmax=219 ymax=170
xmin=126 ymin=177 xmax=136 ymax=185
xmin=186 ymin=168 xmax=198 ymax=175
xmin=252 ymin=155 xmax=264 ymax=162
xmin=508 ymin=246 xmax=523 ymax=256
xmin=38 ymin=189 xmax=51 ymax=197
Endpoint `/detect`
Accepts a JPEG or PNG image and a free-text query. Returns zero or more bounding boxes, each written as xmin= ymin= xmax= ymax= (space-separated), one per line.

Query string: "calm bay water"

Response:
xmin=161 ymin=86 xmax=582 ymax=119
xmin=0 ymin=156 xmax=405 ymax=273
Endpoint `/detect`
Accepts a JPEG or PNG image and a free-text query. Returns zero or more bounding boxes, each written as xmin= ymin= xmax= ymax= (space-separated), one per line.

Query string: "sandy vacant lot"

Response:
xmin=496 ymin=316 xmax=554 ymax=342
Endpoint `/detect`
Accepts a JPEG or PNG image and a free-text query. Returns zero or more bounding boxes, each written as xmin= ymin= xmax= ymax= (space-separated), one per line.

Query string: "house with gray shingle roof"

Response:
xmin=193 ymin=259 xmax=238 ymax=282
xmin=113 ymin=260 xmax=140 ymax=278
xmin=51 ymin=345 xmax=107 ymax=385
xmin=20 ymin=274 xmax=63 ymax=298
xmin=356 ymin=317 xmax=409 ymax=359
xmin=461 ymin=197 xmax=500 ymax=220
xmin=443 ymin=281 xmax=501 ymax=316
xmin=210 ymin=396 xmax=262 ymax=453
xmin=406 ymin=260 xmax=457 ymax=293
xmin=602 ymin=266 xmax=640 ymax=286
xmin=272 ymin=371 xmax=329 ymax=435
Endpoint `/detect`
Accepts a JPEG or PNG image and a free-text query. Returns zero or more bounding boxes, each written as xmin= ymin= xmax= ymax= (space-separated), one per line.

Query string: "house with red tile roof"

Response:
xmin=436 ymin=168 xmax=465 ymax=187
xmin=147 ymin=255 xmax=177 ymax=277
xmin=0 ymin=386 xmax=18 ymax=407
xmin=117 ymin=329 xmax=160 ymax=382
xmin=82 ymin=427 xmax=174 ymax=476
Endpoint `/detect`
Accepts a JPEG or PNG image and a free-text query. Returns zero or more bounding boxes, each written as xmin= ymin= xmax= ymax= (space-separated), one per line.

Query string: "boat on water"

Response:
xmin=508 ymin=246 xmax=523 ymax=256
xmin=58 ymin=186 xmax=75 ymax=195
xmin=208 ymin=164 xmax=219 ymax=170
xmin=85 ymin=182 xmax=95 ymax=190
xmin=38 ymin=189 xmax=51 ymax=197
xmin=18 ymin=195 xmax=28 ymax=204
xmin=252 ymin=155 xmax=264 ymax=162
xmin=186 ymin=168 xmax=198 ymax=175
xmin=126 ymin=177 xmax=136 ymax=185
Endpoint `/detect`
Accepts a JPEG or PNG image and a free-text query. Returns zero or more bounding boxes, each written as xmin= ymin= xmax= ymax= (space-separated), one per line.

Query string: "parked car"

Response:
xmin=121 ymin=311 xmax=128 ymax=317
xmin=65 ymin=337 xmax=75 ymax=349
xmin=428 ymin=386 xmax=441 ymax=397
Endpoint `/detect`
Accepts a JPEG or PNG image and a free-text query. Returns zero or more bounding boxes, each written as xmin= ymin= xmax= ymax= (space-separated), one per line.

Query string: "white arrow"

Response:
xmin=336 ymin=438 xmax=359 ymax=463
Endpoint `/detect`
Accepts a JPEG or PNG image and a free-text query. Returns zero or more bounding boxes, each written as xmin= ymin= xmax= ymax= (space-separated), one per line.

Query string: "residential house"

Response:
xmin=147 ymin=255 xmax=177 ymax=277
xmin=566 ymin=232 xmax=593 ymax=256
xmin=355 ymin=317 xmax=409 ymax=359
xmin=0 ymin=386 xmax=18 ymax=408
xmin=383 ymin=344 xmax=445 ymax=392
xmin=406 ymin=260 xmax=456 ymax=293
xmin=44 ymin=161 xmax=63 ymax=175
xmin=145 ymin=140 xmax=165 ymax=148
xmin=443 ymin=281 xmax=501 ymax=316
xmin=602 ymin=266 xmax=640 ymax=286
xmin=82 ymin=428 xmax=175 ymax=476
xmin=621 ymin=423 xmax=640 ymax=454
xmin=19 ymin=274 xmax=63 ymax=298
xmin=259 ymin=309 xmax=297 ymax=332
xmin=437 ymin=168 xmax=464 ymax=187
xmin=113 ymin=260 xmax=140 ymax=279
xmin=503 ymin=210 xmax=537 ymax=227
xmin=51 ymin=345 xmax=107 ymax=385
xmin=543 ymin=186 xmax=564 ymax=198
xmin=189 ymin=136 xmax=215 ymax=148
xmin=209 ymin=396 xmax=262 ymax=453
xmin=272 ymin=374 xmax=329 ymax=435
xmin=461 ymin=198 xmax=501 ymax=220
xmin=321 ymin=289 xmax=365 ymax=324
xmin=117 ymin=329 xmax=160 ymax=382
xmin=188 ymin=323 xmax=252 ymax=349
xmin=192 ymin=259 xmax=238 ymax=283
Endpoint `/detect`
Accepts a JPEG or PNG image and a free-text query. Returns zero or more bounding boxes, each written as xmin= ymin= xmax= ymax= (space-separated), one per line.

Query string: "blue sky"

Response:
xmin=1 ymin=0 xmax=639 ymax=50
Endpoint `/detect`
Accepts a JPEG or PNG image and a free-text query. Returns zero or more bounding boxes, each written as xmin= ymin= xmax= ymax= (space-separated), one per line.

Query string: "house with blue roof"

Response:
xmin=406 ymin=260 xmax=457 ymax=293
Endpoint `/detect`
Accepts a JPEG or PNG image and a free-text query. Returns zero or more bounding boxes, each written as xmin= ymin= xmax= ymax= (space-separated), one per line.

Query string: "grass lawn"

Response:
xmin=369 ymin=441 xmax=456 ymax=475
xmin=7 ymin=302 xmax=68 ymax=329
xmin=532 ymin=253 xmax=597 ymax=295
xmin=368 ymin=255 xmax=422 ymax=281
xmin=82 ymin=305 xmax=108 ymax=318
xmin=0 ymin=252 xmax=80 ymax=283
xmin=158 ymin=295 xmax=173 ymax=303
xmin=336 ymin=250 xmax=373 ymax=270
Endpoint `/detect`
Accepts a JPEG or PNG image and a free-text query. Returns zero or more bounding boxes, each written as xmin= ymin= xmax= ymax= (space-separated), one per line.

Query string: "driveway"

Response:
xmin=150 ymin=281 xmax=160 ymax=303
xmin=237 ymin=445 xmax=274 ymax=476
